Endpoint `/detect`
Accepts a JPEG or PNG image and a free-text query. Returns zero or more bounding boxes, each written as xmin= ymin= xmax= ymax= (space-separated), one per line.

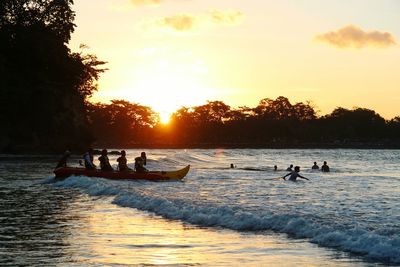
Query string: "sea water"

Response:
xmin=0 ymin=149 xmax=399 ymax=266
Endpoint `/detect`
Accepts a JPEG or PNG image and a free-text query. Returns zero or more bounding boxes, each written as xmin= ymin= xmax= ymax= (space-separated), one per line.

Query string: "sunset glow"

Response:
xmin=70 ymin=0 xmax=400 ymax=119
xmin=129 ymin=58 xmax=213 ymax=117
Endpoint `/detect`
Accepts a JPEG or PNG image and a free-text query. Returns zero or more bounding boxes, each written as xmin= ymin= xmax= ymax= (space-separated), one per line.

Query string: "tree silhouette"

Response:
xmin=0 ymin=0 xmax=106 ymax=152
xmin=86 ymin=97 xmax=399 ymax=148
xmin=88 ymin=100 xmax=158 ymax=146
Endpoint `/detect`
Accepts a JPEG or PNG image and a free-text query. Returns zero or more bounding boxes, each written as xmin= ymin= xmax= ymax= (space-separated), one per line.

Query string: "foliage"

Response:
xmin=88 ymin=100 xmax=158 ymax=146
xmin=0 ymin=0 xmax=75 ymax=43
xmin=0 ymin=0 xmax=106 ymax=152
xmin=87 ymin=97 xmax=400 ymax=148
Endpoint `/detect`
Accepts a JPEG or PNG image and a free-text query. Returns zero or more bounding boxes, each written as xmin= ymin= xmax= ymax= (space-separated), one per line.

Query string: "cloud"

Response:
xmin=130 ymin=0 xmax=162 ymax=6
xmin=140 ymin=9 xmax=244 ymax=33
xmin=157 ymin=14 xmax=197 ymax=31
xmin=315 ymin=25 xmax=396 ymax=49
xmin=208 ymin=9 xmax=244 ymax=26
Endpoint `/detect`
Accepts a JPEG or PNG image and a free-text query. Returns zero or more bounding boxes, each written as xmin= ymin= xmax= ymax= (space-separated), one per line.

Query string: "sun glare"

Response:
xmin=159 ymin=111 xmax=171 ymax=124
xmin=120 ymin=58 xmax=215 ymax=121
xmin=89 ymin=51 xmax=221 ymax=121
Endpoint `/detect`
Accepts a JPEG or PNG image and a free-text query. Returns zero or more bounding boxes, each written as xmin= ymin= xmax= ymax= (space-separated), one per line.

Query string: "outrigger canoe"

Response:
xmin=54 ymin=165 xmax=190 ymax=181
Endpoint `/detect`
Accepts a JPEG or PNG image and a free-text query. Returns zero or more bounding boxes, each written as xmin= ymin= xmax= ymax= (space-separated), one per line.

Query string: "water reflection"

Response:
xmin=70 ymin=202 xmax=366 ymax=266
xmin=0 ymin=153 xmax=391 ymax=266
xmin=0 ymin=156 xmax=90 ymax=265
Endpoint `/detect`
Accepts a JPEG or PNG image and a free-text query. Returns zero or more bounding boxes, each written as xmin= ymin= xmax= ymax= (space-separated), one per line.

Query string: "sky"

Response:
xmin=69 ymin=0 xmax=400 ymax=120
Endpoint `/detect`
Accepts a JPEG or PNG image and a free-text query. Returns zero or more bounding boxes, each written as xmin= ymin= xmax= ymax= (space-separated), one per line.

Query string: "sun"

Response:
xmin=120 ymin=59 xmax=215 ymax=121
xmin=159 ymin=111 xmax=171 ymax=124
xmin=90 ymin=50 xmax=220 ymax=120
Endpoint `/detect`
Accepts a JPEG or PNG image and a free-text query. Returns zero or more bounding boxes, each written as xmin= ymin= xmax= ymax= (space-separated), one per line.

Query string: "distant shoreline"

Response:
xmin=91 ymin=141 xmax=400 ymax=149
xmin=2 ymin=142 xmax=400 ymax=154
xmin=80 ymin=142 xmax=400 ymax=151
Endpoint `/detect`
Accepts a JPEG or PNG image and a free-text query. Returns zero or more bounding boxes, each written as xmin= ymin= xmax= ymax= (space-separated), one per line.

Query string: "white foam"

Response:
xmin=52 ymin=176 xmax=400 ymax=264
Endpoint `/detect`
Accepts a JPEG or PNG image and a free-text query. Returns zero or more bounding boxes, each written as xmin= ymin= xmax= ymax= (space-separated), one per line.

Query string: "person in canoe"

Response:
xmin=312 ymin=162 xmax=319 ymax=170
xmin=282 ymin=166 xmax=309 ymax=181
xmin=117 ymin=150 xmax=132 ymax=171
xmin=83 ymin=148 xmax=96 ymax=170
xmin=135 ymin=152 xmax=148 ymax=173
xmin=98 ymin=149 xmax=113 ymax=171
xmin=55 ymin=150 xmax=71 ymax=168
xmin=321 ymin=161 xmax=330 ymax=172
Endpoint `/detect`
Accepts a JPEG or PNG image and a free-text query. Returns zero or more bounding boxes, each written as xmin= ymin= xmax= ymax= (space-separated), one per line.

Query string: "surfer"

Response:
xmin=282 ymin=166 xmax=309 ymax=181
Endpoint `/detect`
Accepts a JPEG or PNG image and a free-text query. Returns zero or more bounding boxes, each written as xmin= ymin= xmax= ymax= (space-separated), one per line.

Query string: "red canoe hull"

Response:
xmin=54 ymin=165 xmax=190 ymax=181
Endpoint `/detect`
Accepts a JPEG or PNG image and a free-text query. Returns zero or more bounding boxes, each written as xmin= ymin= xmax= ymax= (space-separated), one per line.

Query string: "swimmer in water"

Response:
xmin=283 ymin=166 xmax=309 ymax=181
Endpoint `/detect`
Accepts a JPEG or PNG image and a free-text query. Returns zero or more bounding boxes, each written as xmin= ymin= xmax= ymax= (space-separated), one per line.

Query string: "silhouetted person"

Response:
xmin=312 ymin=162 xmax=319 ymax=170
xmin=98 ymin=149 xmax=113 ymax=171
xmin=274 ymin=165 xmax=278 ymax=171
xmin=230 ymin=163 xmax=235 ymax=168
xmin=286 ymin=164 xmax=293 ymax=171
xmin=117 ymin=150 xmax=132 ymax=171
xmin=321 ymin=161 xmax=330 ymax=172
xmin=135 ymin=152 xmax=148 ymax=173
xmin=283 ymin=166 xmax=309 ymax=182
xmin=83 ymin=148 xmax=96 ymax=170
xmin=56 ymin=150 xmax=71 ymax=169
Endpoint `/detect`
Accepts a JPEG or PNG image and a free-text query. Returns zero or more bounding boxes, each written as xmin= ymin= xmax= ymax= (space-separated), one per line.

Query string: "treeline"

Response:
xmin=88 ymin=97 xmax=400 ymax=148
xmin=0 ymin=0 xmax=105 ymax=153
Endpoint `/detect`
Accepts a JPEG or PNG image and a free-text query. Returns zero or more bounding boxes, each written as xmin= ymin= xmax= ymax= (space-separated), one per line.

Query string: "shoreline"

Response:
xmin=1 ymin=143 xmax=400 ymax=154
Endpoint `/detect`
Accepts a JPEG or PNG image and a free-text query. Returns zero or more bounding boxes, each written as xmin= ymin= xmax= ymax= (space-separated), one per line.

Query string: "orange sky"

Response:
xmin=70 ymin=0 xmax=400 ymax=119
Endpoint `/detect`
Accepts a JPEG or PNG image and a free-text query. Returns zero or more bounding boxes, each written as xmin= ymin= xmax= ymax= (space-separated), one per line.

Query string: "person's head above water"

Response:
xmin=101 ymin=149 xmax=108 ymax=156
xmin=314 ymin=162 xmax=317 ymax=165
xmin=324 ymin=161 xmax=327 ymax=165
xmin=141 ymin=152 xmax=146 ymax=158
xmin=294 ymin=166 xmax=300 ymax=172
xmin=121 ymin=150 xmax=126 ymax=156
xmin=290 ymin=164 xmax=293 ymax=168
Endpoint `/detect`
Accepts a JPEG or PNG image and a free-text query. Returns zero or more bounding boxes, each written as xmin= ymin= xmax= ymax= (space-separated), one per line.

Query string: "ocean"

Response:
xmin=0 ymin=149 xmax=399 ymax=266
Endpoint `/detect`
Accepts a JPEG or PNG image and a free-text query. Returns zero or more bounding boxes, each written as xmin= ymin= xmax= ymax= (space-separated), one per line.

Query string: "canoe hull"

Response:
xmin=54 ymin=165 xmax=190 ymax=181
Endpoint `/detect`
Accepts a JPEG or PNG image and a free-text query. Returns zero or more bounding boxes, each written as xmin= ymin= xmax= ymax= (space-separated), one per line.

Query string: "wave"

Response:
xmin=52 ymin=176 xmax=400 ymax=264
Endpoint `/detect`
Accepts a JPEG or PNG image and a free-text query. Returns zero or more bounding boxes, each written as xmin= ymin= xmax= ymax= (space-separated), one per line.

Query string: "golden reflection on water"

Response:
xmin=65 ymin=199 xmax=363 ymax=266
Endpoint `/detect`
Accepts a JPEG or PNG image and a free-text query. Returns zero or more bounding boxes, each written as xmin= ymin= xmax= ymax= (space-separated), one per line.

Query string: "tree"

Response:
xmin=192 ymin=101 xmax=231 ymax=124
xmin=0 ymin=0 xmax=75 ymax=43
xmin=88 ymin=100 xmax=158 ymax=146
xmin=321 ymin=107 xmax=386 ymax=140
xmin=0 ymin=0 xmax=106 ymax=152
